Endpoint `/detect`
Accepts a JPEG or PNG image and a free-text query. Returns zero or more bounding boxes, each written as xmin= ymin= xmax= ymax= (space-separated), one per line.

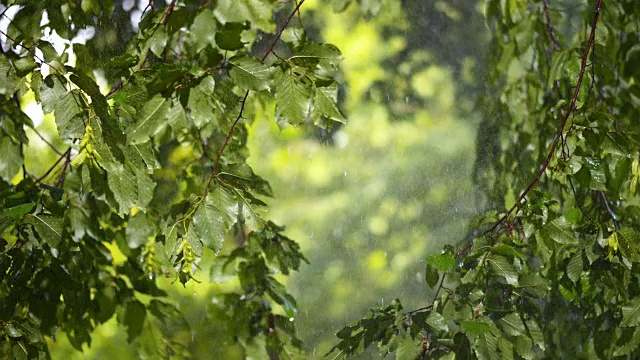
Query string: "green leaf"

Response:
xmin=25 ymin=213 xmax=63 ymax=247
xmin=525 ymin=319 xmax=544 ymax=350
xmin=314 ymin=84 xmax=346 ymax=123
xmin=331 ymin=0 xmax=353 ymax=12
xmin=127 ymin=94 xmax=170 ymax=144
xmin=498 ymin=337 xmax=514 ymax=360
xmin=566 ymin=251 xmax=583 ymax=283
xmin=461 ymin=320 xmax=490 ymax=335
xmin=621 ymin=297 xmax=640 ymax=327
xmin=13 ymin=340 xmax=28 ymax=360
xmin=617 ymin=228 xmax=640 ymax=262
xmin=187 ymin=76 xmax=216 ymax=127
xmin=14 ymin=57 xmax=38 ymax=77
xmin=547 ymin=49 xmax=571 ymax=89
xmin=40 ymin=75 xmax=68 ymax=114
xmin=426 ymin=311 xmax=448 ymax=332
xmin=229 ymin=55 xmax=272 ymax=91
xmin=497 ymin=313 xmax=524 ymax=337
xmin=69 ymin=72 xmax=110 ymax=123
xmin=124 ymin=299 xmax=147 ymax=342
xmin=427 ymin=251 xmax=455 ymax=272
xmin=395 ymin=336 xmax=422 ymax=360
xmin=275 ymin=69 xmax=311 ymax=126
xmin=541 ymin=217 xmax=577 ymax=245
xmin=213 ymin=0 xmax=275 ymax=31
xmin=190 ymin=9 xmax=217 ymax=52
xmin=425 ymin=263 xmax=439 ymax=288
xmin=0 ymin=137 xmax=22 ymax=181
xmin=167 ymin=100 xmax=188 ymax=131
xmin=3 ymin=202 xmax=35 ymax=220
xmin=126 ymin=212 xmax=153 ymax=249
xmin=0 ymin=54 xmax=18 ymax=95
xmin=290 ymin=43 xmax=343 ymax=68
xmin=475 ymin=331 xmax=499 ymax=360
xmin=54 ymin=89 xmax=85 ymax=140
xmin=105 ymin=161 xmax=138 ymax=215
xmin=613 ymin=327 xmax=640 ymax=356
xmin=489 ymin=244 xmax=524 ymax=260
xmin=215 ymin=22 xmax=247 ymax=51
xmin=191 ymin=186 xmax=238 ymax=253
xmin=148 ymin=27 xmax=168 ymax=57
xmin=486 ymin=255 xmax=518 ymax=285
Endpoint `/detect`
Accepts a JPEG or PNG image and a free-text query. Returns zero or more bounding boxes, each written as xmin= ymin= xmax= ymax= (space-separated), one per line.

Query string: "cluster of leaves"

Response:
xmin=330 ymin=0 xmax=640 ymax=358
xmin=0 ymin=0 xmax=345 ymax=358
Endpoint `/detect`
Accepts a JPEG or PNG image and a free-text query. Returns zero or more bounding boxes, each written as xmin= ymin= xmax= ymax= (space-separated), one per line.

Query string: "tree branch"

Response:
xmin=478 ymin=0 xmax=603 ymax=239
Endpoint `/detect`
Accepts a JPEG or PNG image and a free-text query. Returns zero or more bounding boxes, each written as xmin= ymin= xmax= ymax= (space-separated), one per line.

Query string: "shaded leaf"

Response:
xmin=25 ymin=214 xmax=63 ymax=247
xmin=461 ymin=320 xmax=491 ymax=335
xmin=124 ymin=299 xmax=147 ymax=342
xmin=0 ymin=137 xmax=22 ymax=181
xmin=229 ymin=55 xmax=272 ymax=91
xmin=127 ymin=94 xmax=170 ymax=144
xmin=69 ymin=72 xmax=110 ymax=123
xmin=314 ymin=84 xmax=346 ymax=123
xmin=487 ymin=255 xmax=518 ymax=285
xmin=425 ymin=263 xmax=439 ymax=288
xmin=426 ymin=311 xmax=448 ymax=332
xmin=541 ymin=217 xmax=577 ymax=245
xmin=497 ymin=313 xmax=525 ymax=337
xmin=566 ymin=251 xmax=583 ymax=283
xmin=215 ymin=22 xmax=247 ymax=51
xmin=621 ymin=297 xmax=640 ymax=327
xmin=187 ymin=76 xmax=216 ymax=127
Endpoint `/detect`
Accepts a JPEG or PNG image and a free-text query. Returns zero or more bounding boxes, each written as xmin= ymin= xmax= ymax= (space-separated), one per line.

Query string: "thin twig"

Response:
xmin=260 ymin=0 xmax=306 ymax=62
xmin=598 ymin=191 xmax=619 ymax=231
xmin=35 ymin=147 xmax=71 ymax=184
xmin=28 ymin=126 xmax=63 ymax=155
xmin=162 ymin=0 xmax=177 ymax=26
xmin=478 ymin=0 xmax=603 ymax=238
xmin=431 ymin=274 xmax=446 ymax=303
xmin=542 ymin=0 xmax=560 ymax=51
xmin=202 ymin=0 xmax=307 ymax=193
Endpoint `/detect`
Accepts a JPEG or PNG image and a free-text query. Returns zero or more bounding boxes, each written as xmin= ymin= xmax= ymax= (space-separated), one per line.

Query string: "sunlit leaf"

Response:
xmin=275 ymin=68 xmax=311 ymax=126
xmin=191 ymin=186 xmax=238 ymax=253
xmin=427 ymin=251 xmax=455 ymax=272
